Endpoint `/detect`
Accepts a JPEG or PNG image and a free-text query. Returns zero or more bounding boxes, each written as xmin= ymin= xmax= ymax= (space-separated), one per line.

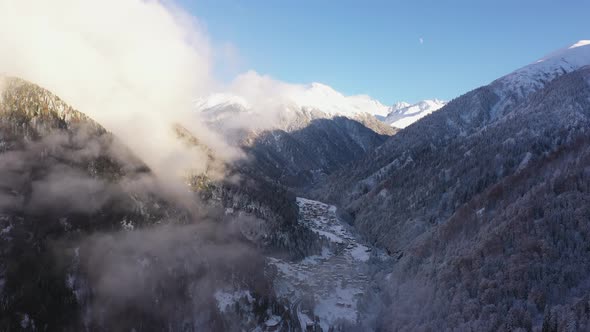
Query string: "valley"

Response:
xmin=0 ymin=1 xmax=589 ymax=329
xmin=268 ymin=198 xmax=386 ymax=331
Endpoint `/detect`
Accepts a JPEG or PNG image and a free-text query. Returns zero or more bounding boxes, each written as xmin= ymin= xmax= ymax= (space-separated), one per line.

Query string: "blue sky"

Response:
xmin=177 ymin=0 xmax=589 ymax=104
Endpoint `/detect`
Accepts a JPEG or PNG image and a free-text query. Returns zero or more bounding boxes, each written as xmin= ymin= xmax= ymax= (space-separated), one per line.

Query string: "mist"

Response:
xmin=0 ymin=2 xmax=279 ymax=329
xmin=0 ymin=0 xmax=242 ymax=187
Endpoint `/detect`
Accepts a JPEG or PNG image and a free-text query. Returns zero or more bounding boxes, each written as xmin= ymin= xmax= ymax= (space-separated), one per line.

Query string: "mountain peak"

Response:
xmin=494 ymin=39 xmax=590 ymax=99
xmin=535 ymin=39 xmax=590 ymax=65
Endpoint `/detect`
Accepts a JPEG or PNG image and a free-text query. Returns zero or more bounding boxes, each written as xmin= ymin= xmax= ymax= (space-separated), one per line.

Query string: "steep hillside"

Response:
xmin=314 ymin=41 xmax=590 ymax=330
xmin=197 ymin=95 xmax=395 ymax=190
xmin=238 ymin=117 xmax=391 ymax=189
xmin=318 ymin=41 xmax=590 ymax=251
xmin=0 ymin=77 xmax=305 ymax=331
xmin=379 ymin=118 xmax=590 ymax=331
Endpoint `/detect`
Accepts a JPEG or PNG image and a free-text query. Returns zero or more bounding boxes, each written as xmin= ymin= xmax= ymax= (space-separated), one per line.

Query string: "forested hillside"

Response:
xmin=314 ymin=45 xmax=590 ymax=330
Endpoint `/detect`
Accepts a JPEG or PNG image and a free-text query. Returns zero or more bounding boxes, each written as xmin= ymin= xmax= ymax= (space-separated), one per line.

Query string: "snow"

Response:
xmin=194 ymin=81 xmax=391 ymax=123
xmin=314 ymin=229 xmax=345 ymax=243
xmin=214 ymin=289 xmax=253 ymax=313
xmin=267 ymin=197 xmax=383 ymax=330
xmin=287 ymin=82 xmax=391 ymax=117
xmin=264 ymin=315 xmax=282 ymax=327
xmin=350 ymin=245 xmax=371 ymax=262
xmin=194 ymin=76 xmax=448 ymax=133
xmin=495 ymin=40 xmax=590 ymax=98
xmin=120 ymin=219 xmax=134 ymax=231
xmin=314 ymin=285 xmax=361 ymax=331
xmin=194 ymin=93 xmax=250 ymax=111
xmin=384 ymin=99 xmax=447 ymax=128
xmin=390 ymin=101 xmax=411 ymax=112
xmin=517 ymin=152 xmax=533 ymax=172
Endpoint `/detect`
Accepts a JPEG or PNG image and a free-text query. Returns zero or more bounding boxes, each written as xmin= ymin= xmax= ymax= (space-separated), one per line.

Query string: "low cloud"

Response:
xmin=0 ymin=0 xmax=240 ymax=187
xmin=71 ymin=220 xmax=267 ymax=329
xmin=196 ymin=70 xmax=390 ymax=134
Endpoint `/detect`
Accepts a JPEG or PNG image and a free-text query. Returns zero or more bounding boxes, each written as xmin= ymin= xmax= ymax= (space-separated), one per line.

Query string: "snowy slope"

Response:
xmin=494 ymin=40 xmax=590 ymax=98
xmin=383 ymin=99 xmax=447 ymax=128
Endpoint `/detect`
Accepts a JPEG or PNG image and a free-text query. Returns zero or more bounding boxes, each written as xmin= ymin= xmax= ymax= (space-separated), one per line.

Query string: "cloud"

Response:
xmin=215 ymin=41 xmax=244 ymax=81
xmin=0 ymin=0 xmax=241 ymax=188
xmin=73 ymin=220 xmax=267 ymax=329
xmin=419 ymin=37 xmax=424 ymax=45
xmin=196 ymin=70 xmax=390 ymax=134
xmin=0 ymin=3 xmax=277 ymax=327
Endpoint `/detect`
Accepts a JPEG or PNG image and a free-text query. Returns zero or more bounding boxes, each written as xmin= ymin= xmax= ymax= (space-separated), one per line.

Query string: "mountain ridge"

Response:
xmin=312 ymin=40 xmax=590 ymax=331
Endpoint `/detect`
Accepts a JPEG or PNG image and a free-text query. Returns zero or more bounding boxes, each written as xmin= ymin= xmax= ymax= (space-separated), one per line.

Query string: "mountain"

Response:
xmin=195 ymin=85 xmax=396 ymax=136
xmin=287 ymin=82 xmax=391 ymax=118
xmin=4 ymin=36 xmax=590 ymax=331
xmin=383 ymin=99 xmax=447 ymax=128
xmin=314 ymin=40 xmax=590 ymax=330
xmin=206 ymin=81 xmax=392 ymax=118
xmin=195 ymin=88 xmax=396 ymax=189
xmin=0 ymin=77 xmax=316 ymax=331
xmin=238 ymin=116 xmax=392 ymax=189
xmin=493 ymin=40 xmax=590 ymax=99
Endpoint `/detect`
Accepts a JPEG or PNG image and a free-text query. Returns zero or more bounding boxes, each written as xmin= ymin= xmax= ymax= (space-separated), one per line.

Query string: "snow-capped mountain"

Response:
xmin=489 ymin=40 xmax=590 ymax=119
xmin=0 ymin=77 xmax=319 ymax=330
xmin=316 ymin=40 xmax=590 ymax=330
xmin=383 ymin=99 xmax=447 ymax=128
xmin=495 ymin=40 xmax=590 ymax=97
xmin=194 ymin=81 xmax=396 ymax=136
xmin=286 ymin=82 xmax=391 ymax=117
xmin=378 ymin=40 xmax=590 ymax=129
xmin=195 ymin=82 xmax=390 ymax=118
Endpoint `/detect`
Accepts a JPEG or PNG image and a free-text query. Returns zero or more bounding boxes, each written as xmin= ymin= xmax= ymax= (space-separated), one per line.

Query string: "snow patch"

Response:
xmin=314 ymin=285 xmax=362 ymax=331
xmin=384 ymin=99 xmax=447 ymax=128
xmin=214 ymin=289 xmax=254 ymax=313
xmin=517 ymin=152 xmax=533 ymax=172
xmin=349 ymin=245 xmax=371 ymax=262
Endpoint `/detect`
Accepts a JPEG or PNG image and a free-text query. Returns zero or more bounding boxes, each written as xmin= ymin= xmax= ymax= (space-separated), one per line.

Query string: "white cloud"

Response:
xmin=419 ymin=37 xmax=424 ymax=45
xmin=195 ymin=70 xmax=390 ymax=132
xmin=0 ymin=0 xmax=241 ymax=185
xmin=0 ymin=0 xmax=389 ymax=181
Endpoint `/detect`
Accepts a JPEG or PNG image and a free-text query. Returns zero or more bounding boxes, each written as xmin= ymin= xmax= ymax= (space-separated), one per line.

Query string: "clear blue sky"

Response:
xmin=177 ymin=0 xmax=589 ymax=104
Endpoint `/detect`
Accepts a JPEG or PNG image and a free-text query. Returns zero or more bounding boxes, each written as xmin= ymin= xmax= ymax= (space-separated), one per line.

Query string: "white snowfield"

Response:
xmin=267 ymin=197 xmax=376 ymax=331
xmin=383 ymin=99 xmax=447 ymax=128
